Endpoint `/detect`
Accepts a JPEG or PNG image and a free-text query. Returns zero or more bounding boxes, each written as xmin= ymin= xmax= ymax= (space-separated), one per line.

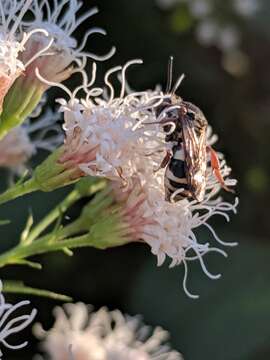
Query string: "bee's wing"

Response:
xmin=181 ymin=116 xmax=207 ymax=202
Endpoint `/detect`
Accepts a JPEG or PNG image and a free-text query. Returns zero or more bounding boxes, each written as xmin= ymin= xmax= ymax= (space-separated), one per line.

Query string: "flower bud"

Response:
xmin=32 ymin=147 xmax=81 ymax=192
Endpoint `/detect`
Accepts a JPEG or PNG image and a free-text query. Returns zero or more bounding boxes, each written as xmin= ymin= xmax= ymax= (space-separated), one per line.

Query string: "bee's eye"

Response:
xmin=163 ymin=124 xmax=172 ymax=133
xmin=187 ymin=111 xmax=195 ymax=120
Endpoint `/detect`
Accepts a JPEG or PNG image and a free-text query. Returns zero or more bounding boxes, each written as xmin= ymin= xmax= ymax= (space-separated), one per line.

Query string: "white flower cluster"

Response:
xmin=34 ymin=302 xmax=182 ymax=360
xmin=156 ymin=0 xmax=260 ymax=18
xmin=0 ymin=280 xmax=37 ymax=358
xmin=36 ymin=60 xmax=152 ymax=184
xmin=156 ymin=0 xmax=261 ymax=75
xmin=233 ymin=0 xmax=260 ymax=16
xmin=47 ymin=60 xmax=238 ymax=298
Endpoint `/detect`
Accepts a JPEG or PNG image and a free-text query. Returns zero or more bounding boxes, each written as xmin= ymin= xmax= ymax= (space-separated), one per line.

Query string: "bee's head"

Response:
xmin=184 ymin=101 xmax=208 ymax=127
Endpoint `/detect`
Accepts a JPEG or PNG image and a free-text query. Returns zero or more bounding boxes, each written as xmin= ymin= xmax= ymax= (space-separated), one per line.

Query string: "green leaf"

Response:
xmin=62 ymin=247 xmax=74 ymax=256
xmin=20 ymin=212 xmax=34 ymax=244
xmin=14 ymin=259 xmax=42 ymax=270
xmin=2 ymin=280 xmax=72 ymax=302
xmin=15 ymin=169 xmax=29 ymax=186
xmin=245 ymin=166 xmax=268 ymax=193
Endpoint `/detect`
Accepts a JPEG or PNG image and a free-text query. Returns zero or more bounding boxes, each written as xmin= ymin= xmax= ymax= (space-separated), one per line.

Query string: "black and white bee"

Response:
xmin=155 ymin=57 xmax=233 ymax=203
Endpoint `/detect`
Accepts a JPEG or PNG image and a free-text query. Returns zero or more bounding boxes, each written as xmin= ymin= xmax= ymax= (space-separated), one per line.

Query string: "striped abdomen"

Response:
xmin=164 ymin=144 xmax=191 ymax=201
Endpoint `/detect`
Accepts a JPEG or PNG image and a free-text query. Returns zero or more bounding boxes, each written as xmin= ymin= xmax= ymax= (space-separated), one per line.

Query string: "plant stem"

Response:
xmin=0 ymin=178 xmax=115 ymax=268
xmin=26 ymin=179 xmax=107 ymax=243
xmin=0 ymin=178 xmax=39 ymax=206
xmin=0 ymin=233 xmax=105 ymax=268
xmin=26 ymin=190 xmax=81 ymax=244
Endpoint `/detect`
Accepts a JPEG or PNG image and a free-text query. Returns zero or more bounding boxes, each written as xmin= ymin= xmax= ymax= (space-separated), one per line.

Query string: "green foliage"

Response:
xmin=0 ymin=178 xmax=128 ymax=269
xmin=245 ymin=167 xmax=268 ymax=193
xmin=170 ymin=5 xmax=194 ymax=33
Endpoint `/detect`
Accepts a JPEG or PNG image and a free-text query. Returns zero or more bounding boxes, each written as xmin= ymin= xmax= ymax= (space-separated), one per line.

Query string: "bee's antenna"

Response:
xmin=171 ymin=73 xmax=185 ymax=95
xmin=165 ymin=56 xmax=174 ymax=94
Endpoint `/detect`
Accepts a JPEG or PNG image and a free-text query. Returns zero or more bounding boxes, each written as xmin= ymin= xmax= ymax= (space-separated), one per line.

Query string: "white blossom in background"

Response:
xmin=196 ymin=21 xmax=241 ymax=52
xmin=34 ymin=302 xmax=183 ymax=360
xmin=0 ymin=125 xmax=35 ymax=171
xmin=0 ymin=280 xmax=37 ymax=358
xmin=189 ymin=0 xmax=212 ymax=18
xmin=156 ymin=0 xmax=212 ymax=15
xmin=156 ymin=0 xmax=260 ymax=17
xmin=155 ymin=0 xmax=261 ymax=75
xmin=155 ymin=0 xmax=180 ymax=10
xmin=233 ymin=0 xmax=260 ymax=17
xmin=0 ymin=108 xmax=62 ymax=174
xmin=0 ymin=0 xmax=49 ymax=110
xmin=217 ymin=26 xmax=240 ymax=51
xmin=195 ymin=19 xmax=219 ymax=46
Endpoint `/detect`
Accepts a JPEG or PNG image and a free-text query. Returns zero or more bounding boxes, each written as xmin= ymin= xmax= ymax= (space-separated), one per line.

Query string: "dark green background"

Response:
xmin=1 ymin=0 xmax=270 ymax=359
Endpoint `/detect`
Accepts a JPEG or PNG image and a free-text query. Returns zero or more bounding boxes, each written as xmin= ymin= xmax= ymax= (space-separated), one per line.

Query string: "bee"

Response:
xmin=155 ymin=57 xmax=233 ymax=202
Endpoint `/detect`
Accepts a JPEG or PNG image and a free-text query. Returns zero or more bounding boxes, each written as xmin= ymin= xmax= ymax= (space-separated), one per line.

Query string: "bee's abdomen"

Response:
xmin=165 ymin=148 xmax=190 ymax=201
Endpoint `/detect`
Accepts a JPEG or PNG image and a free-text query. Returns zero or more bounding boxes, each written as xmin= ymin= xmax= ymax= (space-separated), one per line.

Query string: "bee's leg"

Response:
xmin=154 ymin=150 xmax=172 ymax=172
xmin=207 ymin=146 xmax=235 ymax=193
xmin=160 ymin=150 xmax=172 ymax=168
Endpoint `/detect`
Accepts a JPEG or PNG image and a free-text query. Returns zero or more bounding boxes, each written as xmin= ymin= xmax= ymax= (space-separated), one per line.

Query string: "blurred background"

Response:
xmin=1 ymin=0 xmax=270 ymax=359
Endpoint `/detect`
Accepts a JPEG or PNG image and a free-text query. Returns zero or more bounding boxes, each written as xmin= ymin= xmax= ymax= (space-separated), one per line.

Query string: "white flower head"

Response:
xmin=21 ymin=0 xmax=115 ymax=84
xmin=34 ymin=302 xmax=183 ymax=360
xmin=41 ymin=59 xmax=157 ymax=184
xmin=0 ymin=280 xmax=37 ymax=358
